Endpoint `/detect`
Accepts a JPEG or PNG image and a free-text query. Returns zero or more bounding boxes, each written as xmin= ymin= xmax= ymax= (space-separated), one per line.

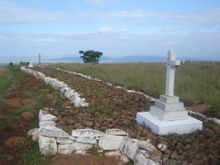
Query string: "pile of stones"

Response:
xmin=21 ymin=66 xmax=88 ymax=107
xmin=28 ymin=108 xmax=164 ymax=165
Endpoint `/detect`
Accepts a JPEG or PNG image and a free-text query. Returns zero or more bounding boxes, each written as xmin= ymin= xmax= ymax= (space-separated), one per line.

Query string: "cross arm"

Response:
xmin=167 ymin=60 xmax=181 ymax=67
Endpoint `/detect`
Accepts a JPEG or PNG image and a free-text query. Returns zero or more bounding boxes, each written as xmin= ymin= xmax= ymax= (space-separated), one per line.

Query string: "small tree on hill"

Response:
xmin=79 ymin=50 xmax=103 ymax=64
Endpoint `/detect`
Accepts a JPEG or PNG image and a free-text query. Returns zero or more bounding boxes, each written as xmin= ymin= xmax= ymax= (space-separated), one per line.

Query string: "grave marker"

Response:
xmin=136 ymin=50 xmax=203 ymax=135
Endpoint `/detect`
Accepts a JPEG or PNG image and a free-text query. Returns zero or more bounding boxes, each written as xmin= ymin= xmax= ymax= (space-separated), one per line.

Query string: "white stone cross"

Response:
xmin=165 ymin=50 xmax=180 ymax=96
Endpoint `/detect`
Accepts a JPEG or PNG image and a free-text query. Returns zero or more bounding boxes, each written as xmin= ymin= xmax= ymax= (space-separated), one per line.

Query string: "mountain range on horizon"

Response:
xmin=0 ymin=55 xmax=218 ymax=65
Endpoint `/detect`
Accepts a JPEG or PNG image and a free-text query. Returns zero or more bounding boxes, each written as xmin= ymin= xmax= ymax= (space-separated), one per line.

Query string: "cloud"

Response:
xmin=0 ymin=0 xmax=219 ymax=33
xmin=86 ymin=0 xmax=104 ymax=4
xmin=98 ymin=26 xmax=128 ymax=33
xmin=0 ymin=0 xmax=70 ymax=23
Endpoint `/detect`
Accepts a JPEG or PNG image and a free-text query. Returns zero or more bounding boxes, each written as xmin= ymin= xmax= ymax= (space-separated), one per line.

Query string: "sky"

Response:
xmin=0 ymin=0 xmax=220 ymax=62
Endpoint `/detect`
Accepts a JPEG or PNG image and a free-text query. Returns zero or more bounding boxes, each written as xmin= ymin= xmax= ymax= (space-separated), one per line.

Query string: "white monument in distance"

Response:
xmin=136 ymin=50 xmax=203 ymax=135
xmin=28 ymin=62 xmax=34 ymax=68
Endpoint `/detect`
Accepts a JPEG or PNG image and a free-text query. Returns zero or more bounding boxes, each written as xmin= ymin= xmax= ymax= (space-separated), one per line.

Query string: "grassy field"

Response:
xmin=50 ymin=62 xmax=220 ymax=118
xmin=0 ymin=66 xmax=15 ymax=93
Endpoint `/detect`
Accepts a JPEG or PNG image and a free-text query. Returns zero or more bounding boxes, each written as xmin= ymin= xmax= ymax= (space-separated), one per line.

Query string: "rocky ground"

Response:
xmin=0 ymin=68 xmax=131 ymax=165
xmin=31 ymin=66 xmax=220 ymax=165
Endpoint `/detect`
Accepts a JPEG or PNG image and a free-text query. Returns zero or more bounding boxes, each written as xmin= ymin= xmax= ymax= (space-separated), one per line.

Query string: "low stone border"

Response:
xmin=55 ymin=67 xmax=220 ymax=125
xmin=189 ymin=110 xmax=220 ymax=125
xmin=20 ymin=67 xmax=88 ymax=107
xmin=28 ymin=108 xmax=164 ymax=165
xmin=56 ymin=68 xmax=155 ymax=102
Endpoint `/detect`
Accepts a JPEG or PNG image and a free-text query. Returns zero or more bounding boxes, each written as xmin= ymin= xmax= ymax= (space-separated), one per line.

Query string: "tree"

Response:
xmin=79 ymin=50 xmax=103 ymax=64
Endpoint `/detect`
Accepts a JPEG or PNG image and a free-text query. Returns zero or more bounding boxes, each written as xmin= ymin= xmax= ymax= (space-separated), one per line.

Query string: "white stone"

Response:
xmin=134 ymin=152 xmax=148 ymax=165
xmin=120 ymin=138 xmax=139 ymax=160
xmin=39 ymin=110 xmax=57 ymax=121
xmin=105 ymin=129 xmax=128 ymax=136
xmin=75 ymin=150 xmax=87 ymax=155
xmin=76 ymin=137 xmax=97 ymax=145
xmin=72 ymin=142 xmax=93 ymax=151
xmin=71 ymin=129 xmax=105 ymax=138
xmin=40 ymin=126 xmax=70 ymax=138
xmin=57 ymin=142 xmax=93 ymax=154
xmin=147 ymin=159 xmax=159 ymax=165
xmin=98 ymin=135 xmax=125 ymax=150
xmin=138 ymin=140 xmax=157 ymax=152
xmin=38 ymin=135 xmax=57 ymax=155
xmin=57 ymin=144 xmax=74 ymax=154
xmin=56 ymin=137 xmax=74 ymax=144
xmin=136 ymin=112 xmax=203 ymax=135
xmin=39 ymin=121 xmax=56 ymax=128
xmin=157 ymin=143 xmax=168 ymax=152
xmin=27 ymin=128 xmax=39 ymax=141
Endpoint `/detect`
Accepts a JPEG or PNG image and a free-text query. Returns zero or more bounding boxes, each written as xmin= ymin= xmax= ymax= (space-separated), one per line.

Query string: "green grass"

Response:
xmin=50 ymin=62 xmax=220 ymax=118
xmin=0 ymin=123 xmax=14 ymax=131
xmin=13 ymin=105 xmax=35 ymax=115
xmin=0 ymin=66 xmax=14 ymax=93
xmin=86 ymin=147 xmax=101 ymax=156
xmin=22 ymin=142 xmax=51 ymax=165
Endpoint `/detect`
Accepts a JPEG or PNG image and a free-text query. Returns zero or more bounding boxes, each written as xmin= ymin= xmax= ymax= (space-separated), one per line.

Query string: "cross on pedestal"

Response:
xmin=165 ymin=50 xmax=180 ymax=96
xmin=136 ymin=50 xmax=203 ymax=135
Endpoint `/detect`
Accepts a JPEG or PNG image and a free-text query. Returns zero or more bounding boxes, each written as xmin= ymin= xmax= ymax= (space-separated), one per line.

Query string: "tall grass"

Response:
xmin=50 ymin=62 xmax=220 ymax=116
xmin=0 ymin=66 xmax=14 ymax=93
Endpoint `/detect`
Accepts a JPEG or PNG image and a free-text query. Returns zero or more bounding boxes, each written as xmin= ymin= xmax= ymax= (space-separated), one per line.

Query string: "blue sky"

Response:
xmin=0 ymin=0 xmax=220 ymax=62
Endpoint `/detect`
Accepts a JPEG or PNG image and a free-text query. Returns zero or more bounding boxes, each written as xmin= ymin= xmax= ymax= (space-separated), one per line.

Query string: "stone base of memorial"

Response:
xmin=136 ymin=95 xmax=203 ymax=135
xmin=136 ymin=50 xmax=203 ymax=135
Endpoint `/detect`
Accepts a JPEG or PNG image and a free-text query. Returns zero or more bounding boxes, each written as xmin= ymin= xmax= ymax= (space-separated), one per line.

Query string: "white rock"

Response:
xmin=105 ymin=129 xmax=128 ymax=136
xmin=134 ymin=152 xmax=148 ymax=165
xmin=157 ymin=143 xmax=168 ymax=152
xmin=57 ymin=144 xmax=74 ymax=154
xmin=73 ymin=142 xmax=93 ymax=151
xmin=147 ymin=159 xmax=159 ymax=165
xmin=120 ymin=138 xmax=139 ymax=160
xmin=75 ymin=150 xmax=87 ymax=155
xmin=56 ymin=137 xmax=74 ymax=144
xmin=39 ymin=121 xmax=56 ymax=128
xmin=72 ymin=129 xmax=105 ymax=138
xmin=59 ymin=142 xmax=93 ymax=152
xmin=138 ymin=140 xmax=157 ymax=152
xmin=40 ymin=126 xmax=70 ymax=138
xmin=27 ymin=128 xmax=39 ymax=141
xmin=40 ymin=114 xmax=57 ymax=121
xmin=76 ymin=137 xmax=97 ymax=145
xmin=38 ymin=135 xmax=57 ymax=155
xmin=98 ymin=135 xmax=125 ymax=151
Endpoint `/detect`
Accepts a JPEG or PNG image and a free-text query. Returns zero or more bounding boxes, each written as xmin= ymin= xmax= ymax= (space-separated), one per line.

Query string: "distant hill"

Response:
xmin=48 ymin=55 xmax=203 ymax=63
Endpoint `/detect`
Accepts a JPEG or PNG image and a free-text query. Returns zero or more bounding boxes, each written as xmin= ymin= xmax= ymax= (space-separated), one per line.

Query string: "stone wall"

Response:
xmin=28 ymin=108 xmax=163 ymax=165
xmin=21 ymin=67 xmax=88 ymax=107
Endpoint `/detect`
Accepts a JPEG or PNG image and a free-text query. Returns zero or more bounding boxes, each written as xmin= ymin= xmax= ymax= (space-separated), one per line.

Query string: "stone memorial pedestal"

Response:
xmin=136 ymin=50 xmax=202 ymax=135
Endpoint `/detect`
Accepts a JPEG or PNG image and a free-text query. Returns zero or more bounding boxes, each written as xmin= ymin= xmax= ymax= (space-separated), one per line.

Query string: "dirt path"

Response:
xmin=32 ymin=66 xmax=220 ymax=165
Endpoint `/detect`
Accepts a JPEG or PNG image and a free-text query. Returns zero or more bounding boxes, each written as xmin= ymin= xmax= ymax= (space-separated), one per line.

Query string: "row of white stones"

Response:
xmin=56 ymin=67 xmax=155 ymax=102
xmin=28 ymin=108 xmax=162 ymax=165
xmin=20 ymin=66 xmax=88 ymax=107
xmin=54 ymin=68 xmax=220 ymax=125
